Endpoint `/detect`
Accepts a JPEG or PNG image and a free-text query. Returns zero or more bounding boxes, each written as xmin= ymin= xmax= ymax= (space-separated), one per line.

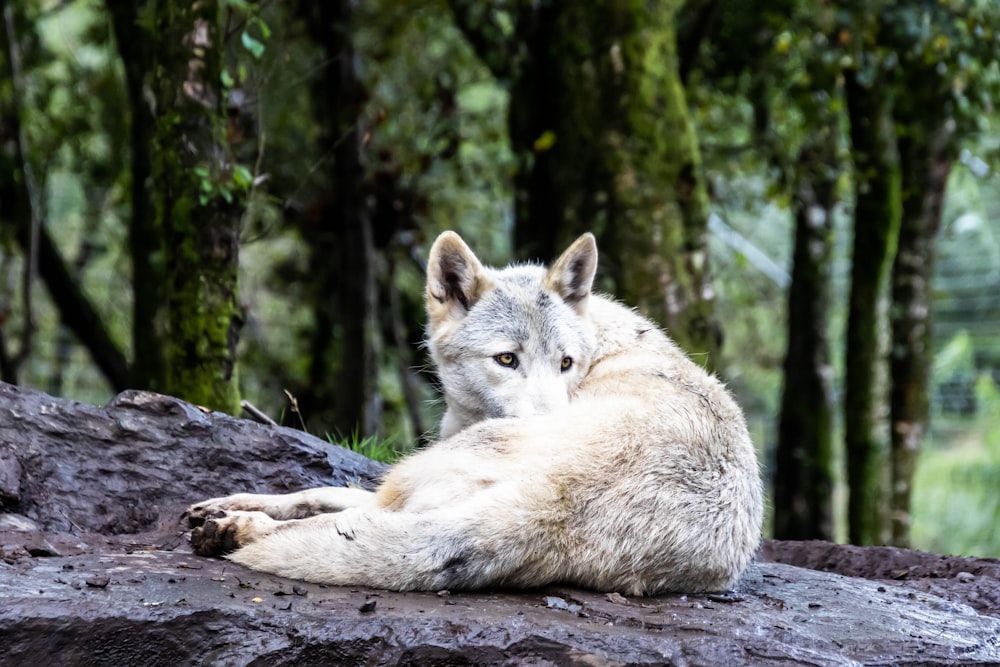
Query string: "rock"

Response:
xmin=0 ymin=382 xmax=386 ymax=540
xmin=1 ymin=552 xmax=999 ymax=666
xmin=1 ymin=381 xmax=999 ymax=666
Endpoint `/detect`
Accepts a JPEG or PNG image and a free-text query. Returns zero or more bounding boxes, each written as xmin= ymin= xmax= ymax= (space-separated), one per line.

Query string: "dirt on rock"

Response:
xmin=761 ymin=539 xmax=1000 ymax=619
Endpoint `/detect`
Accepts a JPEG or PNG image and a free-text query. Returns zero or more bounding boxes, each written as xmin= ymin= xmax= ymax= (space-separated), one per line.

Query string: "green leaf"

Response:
xmin=232 ymin=164 xmax=254 ymax=189
xmin=220 ymin=69 xmax=235 ymax=88
xmin=250 ymin=17 xmax=272 ymax=40
xmin=241 ymin=31 xmax=265 ymax=59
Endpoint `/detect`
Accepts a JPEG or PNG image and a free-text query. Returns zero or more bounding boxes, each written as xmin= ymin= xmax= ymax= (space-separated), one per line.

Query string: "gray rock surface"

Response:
xmin=1 ymin=381 xmax=999 ymax=666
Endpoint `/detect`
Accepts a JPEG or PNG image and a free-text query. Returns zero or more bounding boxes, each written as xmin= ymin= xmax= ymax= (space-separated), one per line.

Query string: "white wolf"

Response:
xmin=186 ymin=232 xmax=763 ymax=594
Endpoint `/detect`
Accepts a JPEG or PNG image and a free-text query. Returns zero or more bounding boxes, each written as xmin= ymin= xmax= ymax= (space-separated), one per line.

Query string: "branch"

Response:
xmin=23 ymin=222 xmax=132 ymax=392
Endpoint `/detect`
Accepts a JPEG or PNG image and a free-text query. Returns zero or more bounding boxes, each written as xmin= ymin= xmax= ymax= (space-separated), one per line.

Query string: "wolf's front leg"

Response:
xmin=185 ymin=486 xmax=375 ymax=525
xmin=210 ymin=505 xmax=559 ymax=591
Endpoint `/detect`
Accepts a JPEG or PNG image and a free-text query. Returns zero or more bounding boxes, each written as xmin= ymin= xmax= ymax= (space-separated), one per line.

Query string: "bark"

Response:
xmin=773 ymin=129 xmax=838 ymax=541
xmin=295 ymin=0 xmax=381 ymax=438
xmin=107 ymin=0 xmax=166 ymax=392
xmin=505 ymin=1 xmax=719 ymax=362
xmin=150 ymin=0 xmax=242 ymax=415
xmin=889 ymin=118 xmax=955 ymax=546
xmin=843 ymin=68 xmax=901 ymax=546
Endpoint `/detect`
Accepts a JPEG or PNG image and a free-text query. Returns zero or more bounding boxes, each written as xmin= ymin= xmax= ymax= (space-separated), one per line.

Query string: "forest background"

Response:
xmin=1 ymin=0 xmax=998 ymax=558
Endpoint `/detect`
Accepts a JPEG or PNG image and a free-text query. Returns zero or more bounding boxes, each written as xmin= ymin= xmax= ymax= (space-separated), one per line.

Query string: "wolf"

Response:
xmin=186 ymin=231 xmax=763 ymax=595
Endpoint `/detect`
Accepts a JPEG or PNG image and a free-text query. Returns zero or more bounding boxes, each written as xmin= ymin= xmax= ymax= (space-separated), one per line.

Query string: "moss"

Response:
xmin=509 ymin=1 xmax=718 ymax=366
xmin=615 ymin=2 xmax=717 ymax=364
xmin=150 ymin=0 xmax=242 ymax=415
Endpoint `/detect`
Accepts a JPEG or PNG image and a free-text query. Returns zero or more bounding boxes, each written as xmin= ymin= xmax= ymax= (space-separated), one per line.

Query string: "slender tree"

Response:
xmin=107 ymin=0 xmax=166 ymax=392
xmin=843 ymin=62 xmax=901 ymax=545
xmin=882 ymin=0 xmax=1000 ymax=546
xmin=295 ymin=0 xmax=382 ymax=437
xmin=690 ymin=0 xmax=840 ymax=537
xmin=774 ymin=104 xmax=839 ymax=541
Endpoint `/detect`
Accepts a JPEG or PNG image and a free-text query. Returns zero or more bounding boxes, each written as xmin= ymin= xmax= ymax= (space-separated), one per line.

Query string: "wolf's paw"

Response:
xmin=189 ymin=510 xmax=275 ymax=557
xmin=184 ymin=493 xmax=269 ymax=528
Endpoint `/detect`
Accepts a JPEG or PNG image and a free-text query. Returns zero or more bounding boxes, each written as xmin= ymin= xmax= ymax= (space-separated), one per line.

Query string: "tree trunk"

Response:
xmin=150 ymin=0 xmax=242 ymax=415
xmin=843 ymin=68 xmax=901 ymax=546
xmin=889 ymin=118 xmax=955 ymax=546
xmin=296 ymin=0 xmax=381 ymax=438
xmin=773 ymin=129 xmax=838 ymax=541
xmin=107 ymin=0 xmax=166 ymax=392
xmin=506 ymin=1 xmax=718 ymax=362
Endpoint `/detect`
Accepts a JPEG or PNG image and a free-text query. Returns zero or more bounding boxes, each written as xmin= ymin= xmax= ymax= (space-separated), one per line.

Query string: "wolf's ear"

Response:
xmin=426 ymin=231 xmax=494 ymax=326
xmin=545 ymin=233 xmax=598 ymax=314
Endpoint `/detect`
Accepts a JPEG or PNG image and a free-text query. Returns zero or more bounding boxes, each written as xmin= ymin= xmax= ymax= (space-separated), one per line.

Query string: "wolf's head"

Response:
xmin=425 ymin=232 xmax=599 ymax=439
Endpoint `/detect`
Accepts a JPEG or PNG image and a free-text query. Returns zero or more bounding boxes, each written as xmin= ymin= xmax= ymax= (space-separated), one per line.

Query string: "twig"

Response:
xmin=283 ymin=389 xmax=308 ymax=431
xmin=240 ymin=399 xmax=277 ymax=426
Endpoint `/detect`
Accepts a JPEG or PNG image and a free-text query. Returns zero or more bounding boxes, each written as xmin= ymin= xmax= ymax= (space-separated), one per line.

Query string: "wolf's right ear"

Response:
xmin=545 ymin=233 xmax=598 ymax=315
xmin=426 ymin=231 xmax=494 ymax=327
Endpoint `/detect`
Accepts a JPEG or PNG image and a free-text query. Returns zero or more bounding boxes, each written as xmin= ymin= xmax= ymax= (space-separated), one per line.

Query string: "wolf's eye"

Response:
xmin=561 ymin=356 xmax=573 ymax=372
xmin=494 ymin=352 xmax=519 ymax=369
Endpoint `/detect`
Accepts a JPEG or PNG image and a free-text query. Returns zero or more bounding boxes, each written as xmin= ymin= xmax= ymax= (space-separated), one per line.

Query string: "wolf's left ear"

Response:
xmin=426 ymin=231 xmax=494 ymax=327
xmin=545 ymin=233 xmax=598 ymax=314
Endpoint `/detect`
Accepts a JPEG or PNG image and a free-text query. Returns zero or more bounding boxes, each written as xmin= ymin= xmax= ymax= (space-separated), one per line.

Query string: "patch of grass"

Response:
xmin=328 ymin=429 xmax=407 ymax=464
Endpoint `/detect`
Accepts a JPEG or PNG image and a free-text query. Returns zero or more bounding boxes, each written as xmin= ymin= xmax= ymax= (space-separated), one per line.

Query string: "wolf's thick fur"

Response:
xmin=187 ymin=232 xmax=763 ymax=594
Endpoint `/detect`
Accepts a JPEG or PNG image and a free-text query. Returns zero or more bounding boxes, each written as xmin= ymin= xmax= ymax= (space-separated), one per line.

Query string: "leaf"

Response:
xmin=241 ymin=31 xmax=265 ymax=59
xmin=232 ymin=164 xmax=254 ymax=189
xmin=533 ymin=130 xmax=556 ymax=152
xmin=251 ymin=17 xmax=272 ymax=40
xmin=220 ymin=69 xmax=235 ymax=88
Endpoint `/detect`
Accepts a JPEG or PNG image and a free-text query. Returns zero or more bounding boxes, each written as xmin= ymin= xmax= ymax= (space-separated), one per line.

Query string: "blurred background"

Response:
xmin=0 ymin=0 xmax=997 ymax=557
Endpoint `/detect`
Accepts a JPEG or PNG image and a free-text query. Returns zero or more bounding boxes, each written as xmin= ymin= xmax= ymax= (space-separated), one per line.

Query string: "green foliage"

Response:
xmin=912 ymin=374 xmax=1000 ymax=557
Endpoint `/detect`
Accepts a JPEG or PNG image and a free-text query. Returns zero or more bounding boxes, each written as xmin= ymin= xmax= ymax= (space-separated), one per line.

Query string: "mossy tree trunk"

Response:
xmin=149 ymin=0 xmax=242 ymax=415
xmin=843 ymin=68 xmax=901 ymax=546
xmin=607 ymin=2 xmax=717 ymax=360
xmin=452 ymin=1 xmax=718 ymax=362
xmin=773 ymin=91 xmax=839 ymax=541
xmin=888 ymin=103 xmax=956 ymax=547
